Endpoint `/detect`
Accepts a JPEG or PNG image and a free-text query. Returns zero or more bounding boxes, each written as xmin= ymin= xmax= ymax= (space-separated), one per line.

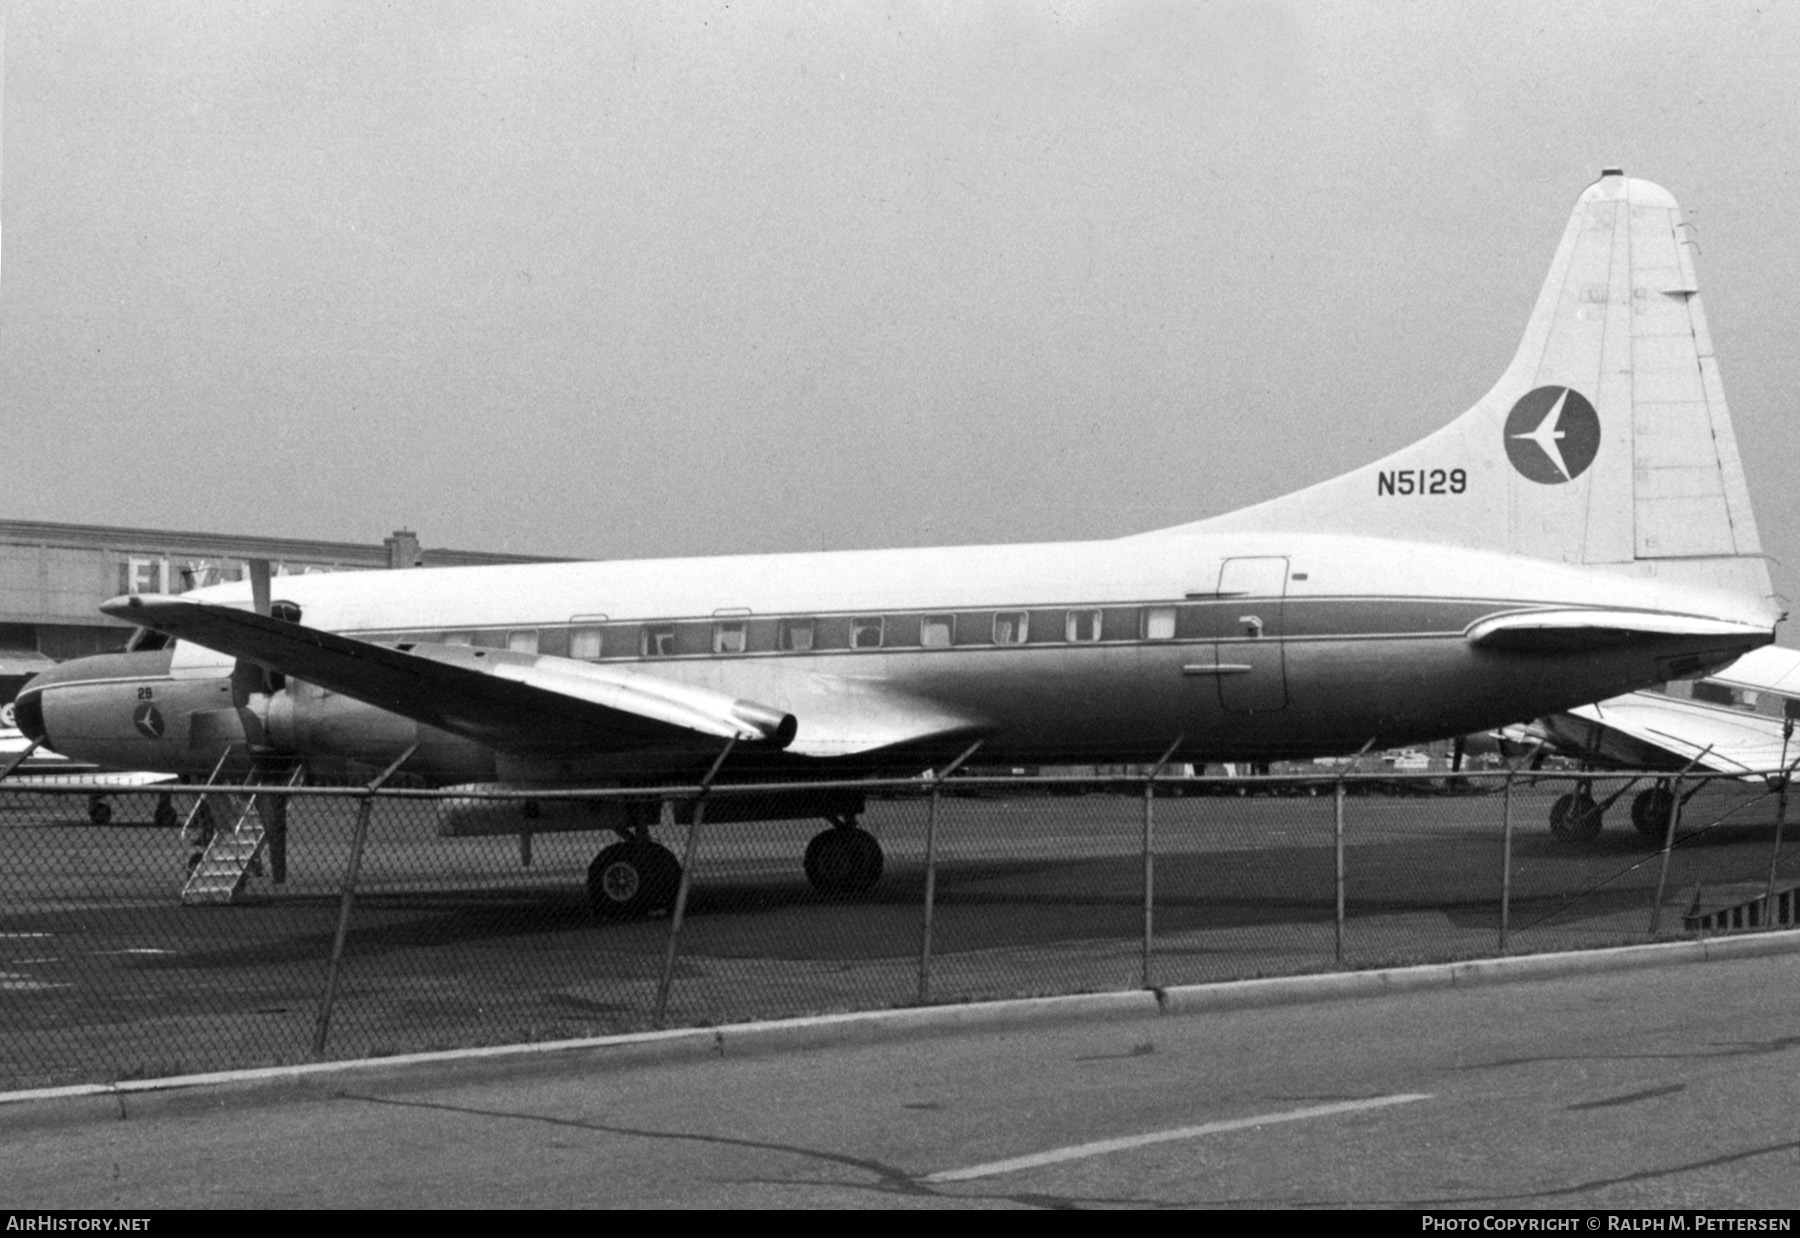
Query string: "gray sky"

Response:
xmin=4 ymin=1 xmax=1796 ymax=615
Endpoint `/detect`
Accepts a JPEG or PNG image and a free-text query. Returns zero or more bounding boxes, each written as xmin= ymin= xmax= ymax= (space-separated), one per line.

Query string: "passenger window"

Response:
xmin=643 ymin=626 xmax=676 ymax=657
xmin=779 ymin=619 xmax=815 ymax=652
xmin=714 ymin=622 xmax=747 ymax=654
xmin=920 ymin=615 xmax=954 ymax=648
xmin=851 ymin=617 xmax=884 ymax=649
xmin=1066 ymin=610 xmax=1101 ymax=642
xmin=507 ymin=630 xmax=540 ymax=654
xmin=1143 ymin=607 xmax=1177 ymax=640
xmin=570 ymin=627 xmax=603 ymax=659
xmin=993 ymin=612 xmax=1029 ymax=644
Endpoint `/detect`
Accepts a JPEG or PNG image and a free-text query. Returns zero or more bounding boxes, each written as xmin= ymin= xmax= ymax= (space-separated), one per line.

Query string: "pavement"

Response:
xmin=7 ymin=925 xmax=1798 ymax=1133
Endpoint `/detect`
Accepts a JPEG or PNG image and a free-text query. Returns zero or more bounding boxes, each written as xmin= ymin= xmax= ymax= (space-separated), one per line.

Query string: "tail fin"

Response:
xmin=1159 ymin=170 xmax=1773 ymax=610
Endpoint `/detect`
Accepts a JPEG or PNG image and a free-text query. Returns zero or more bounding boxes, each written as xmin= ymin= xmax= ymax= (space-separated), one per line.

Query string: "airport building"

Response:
xmin=0 ymin=520 xmax=562 ymax=699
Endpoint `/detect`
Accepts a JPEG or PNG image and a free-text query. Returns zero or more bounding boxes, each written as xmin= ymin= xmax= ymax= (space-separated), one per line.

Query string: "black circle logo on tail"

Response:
xmin=1503 ymin=386 xmax=1601 ymax=484
xmin=132 ymin=703 xmax=165 ymax=740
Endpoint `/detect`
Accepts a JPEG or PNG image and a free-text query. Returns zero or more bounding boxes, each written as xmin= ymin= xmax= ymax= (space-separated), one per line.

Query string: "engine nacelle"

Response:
xmin=266 ymin=680 xmax=497 ymax=784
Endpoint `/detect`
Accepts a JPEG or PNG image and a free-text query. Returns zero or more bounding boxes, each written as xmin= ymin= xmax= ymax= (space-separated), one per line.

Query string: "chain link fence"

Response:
xmin=2 ymin=766 xmax=1796 ymax=1091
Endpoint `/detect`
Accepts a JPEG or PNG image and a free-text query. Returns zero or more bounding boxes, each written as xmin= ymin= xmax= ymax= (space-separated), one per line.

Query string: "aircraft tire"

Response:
xmin=804 ymin=826 xmax=883 ymax=896
xmin=153 ymin=801 xmax=179 ymax=832
xmin=1630 ymin=787 xmax=1676 ymax=840
xmin=87 ymin=798 xmax=112 ymax=827
xmin=1549 ymin=792 xmax=1602 ymax=843
xmin=587 ymin=841 xmax=681 ymax=919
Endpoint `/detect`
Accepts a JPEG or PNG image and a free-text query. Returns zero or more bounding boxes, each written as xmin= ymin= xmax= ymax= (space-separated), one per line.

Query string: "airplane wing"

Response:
xmin=102 ymin=594 xmax=984 ymax=760
xmin=1552 ymin=692 xmax=1795 ymax=777
xmin=105 ymin=593 xmax=797 ymax=756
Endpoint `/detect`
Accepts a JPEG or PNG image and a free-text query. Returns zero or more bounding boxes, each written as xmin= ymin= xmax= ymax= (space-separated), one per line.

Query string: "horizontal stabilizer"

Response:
xmin=1464 ymin=609 xmax=1770 ymax=653
xmin=1702 ymin=645 xmax=1800 ymax=703
xmin=102 ymin=594 xmax=796 ymax=755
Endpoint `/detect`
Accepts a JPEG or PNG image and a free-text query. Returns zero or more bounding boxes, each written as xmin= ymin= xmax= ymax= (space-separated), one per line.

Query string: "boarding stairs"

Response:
xmin=1682 ymin=881 xmax=1800 ymax=935
xmin=179 ymin=762 xmax=304 ymax=906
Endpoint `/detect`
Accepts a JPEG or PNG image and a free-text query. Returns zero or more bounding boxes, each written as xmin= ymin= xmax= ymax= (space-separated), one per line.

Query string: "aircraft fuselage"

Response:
xmin=18 ymin=530 xmax=1771 ymax=785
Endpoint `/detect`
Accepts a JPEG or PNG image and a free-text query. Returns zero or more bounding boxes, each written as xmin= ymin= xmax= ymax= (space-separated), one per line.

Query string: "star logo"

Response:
xmin=1503 ymin=386 xmax=1601 ymax=484
xmin=132 ymin=702 xmax=165 ymax=740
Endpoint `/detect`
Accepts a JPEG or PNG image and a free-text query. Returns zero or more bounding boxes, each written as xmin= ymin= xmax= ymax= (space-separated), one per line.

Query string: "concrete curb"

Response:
xmin=7 ymin=928 xmax=1799 ymax=1130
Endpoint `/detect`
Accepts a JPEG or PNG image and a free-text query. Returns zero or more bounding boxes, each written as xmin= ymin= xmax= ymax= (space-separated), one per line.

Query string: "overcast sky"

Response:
xmin=3 ymin=1 xmax=1796 ymax=616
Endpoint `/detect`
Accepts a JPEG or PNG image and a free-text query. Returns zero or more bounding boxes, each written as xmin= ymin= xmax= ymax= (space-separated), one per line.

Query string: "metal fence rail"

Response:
xmin=1 ymin=766 xmax=1795 ymax=1091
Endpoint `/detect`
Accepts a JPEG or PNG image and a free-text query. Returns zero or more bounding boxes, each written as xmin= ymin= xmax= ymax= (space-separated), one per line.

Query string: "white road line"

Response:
xmin=921 ymin=1093 xmax=1433 ymax=1183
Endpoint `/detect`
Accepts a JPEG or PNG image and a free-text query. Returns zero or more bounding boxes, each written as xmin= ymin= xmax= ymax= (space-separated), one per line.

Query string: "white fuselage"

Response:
xmin=29 ymin=528 xmax=1771 ymax=786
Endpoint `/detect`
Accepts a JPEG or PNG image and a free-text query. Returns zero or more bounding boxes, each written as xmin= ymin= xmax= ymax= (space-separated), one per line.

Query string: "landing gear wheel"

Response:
xmin=153 ymin=798 xmax=178 ymax=832
xmin=804 ymin=826 xmax=883 ymax=896
xmin=1630 ymin=785 xmax=1676 ymax=840
xmin=586 ymin=841 xmax=681 ymax=919
xmin=87 ymin=797 xmax=112 ymax=827
xmin=1549 ymin=792 xmax=1602 ymax=843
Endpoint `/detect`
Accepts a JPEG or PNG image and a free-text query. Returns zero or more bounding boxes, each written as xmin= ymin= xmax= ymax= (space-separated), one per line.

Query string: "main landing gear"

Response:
xmin=583 ymin=811 xmax=887 ymax=919
xmin=1549 ymin=782 xmax=1604 ymax=843
xmin=1629 ymin=782 xmax=1677 ymax=840
xmin=85 ymin=792 xmax=180 ymax=829
xmin=803 ymin=814 xmax=884 ymax=897
xmin=1548 ymin=776 xmax=1685 ymax=844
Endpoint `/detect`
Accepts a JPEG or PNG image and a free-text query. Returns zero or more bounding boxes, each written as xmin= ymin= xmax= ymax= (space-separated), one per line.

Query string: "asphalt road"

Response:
xmin=8 ymin=949 xmax=1800 ymax=1209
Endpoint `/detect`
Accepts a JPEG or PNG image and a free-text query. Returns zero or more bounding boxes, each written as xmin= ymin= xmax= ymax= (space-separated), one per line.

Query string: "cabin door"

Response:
xmin=1214 ymin=556 xmax=1288 ymax=713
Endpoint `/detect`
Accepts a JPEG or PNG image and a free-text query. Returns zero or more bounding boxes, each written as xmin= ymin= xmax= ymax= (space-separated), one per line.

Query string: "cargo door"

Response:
xmin=1215 ymin=556 xmax=1288 ymax=713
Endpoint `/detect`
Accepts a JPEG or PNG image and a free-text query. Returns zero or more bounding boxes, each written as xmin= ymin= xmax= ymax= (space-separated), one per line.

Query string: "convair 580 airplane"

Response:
xmin=16 ymin=171 xmax=1783 ymax=915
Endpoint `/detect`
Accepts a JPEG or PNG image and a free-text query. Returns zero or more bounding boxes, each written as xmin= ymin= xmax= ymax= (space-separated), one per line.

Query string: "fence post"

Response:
xmin=1142 ymin=737 xmax=1184 ymax=991
xmin=917 ymin=740 xmax=983 ymax=1006
xmin=312 ymin=744 xmax=417 ymax=1060
xmin=1649 ymin=747 xmax=1712 ymax=936
xmin=918 ymin=786 xmax=941 ymax=1005
xmin=1761 ymin=722 xmax=1796 ymax=928
xmin=1334 ymin=776 xmax=1346 ymax=965
xmin=655 ymin=739 xmax=738 ymax=1028
xmin=1334 ymin=740 xmax=1378 ymax=968
xmin=1497 ymin=742 xmax=1544 ymax=956
xmin=1500 ymin=766 xmax=1515 ymax=955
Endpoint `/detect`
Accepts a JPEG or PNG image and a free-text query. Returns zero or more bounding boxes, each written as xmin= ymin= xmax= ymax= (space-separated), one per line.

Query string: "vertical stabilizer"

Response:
xmin=1155 ymin=172 xmax=1772 ymax=611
